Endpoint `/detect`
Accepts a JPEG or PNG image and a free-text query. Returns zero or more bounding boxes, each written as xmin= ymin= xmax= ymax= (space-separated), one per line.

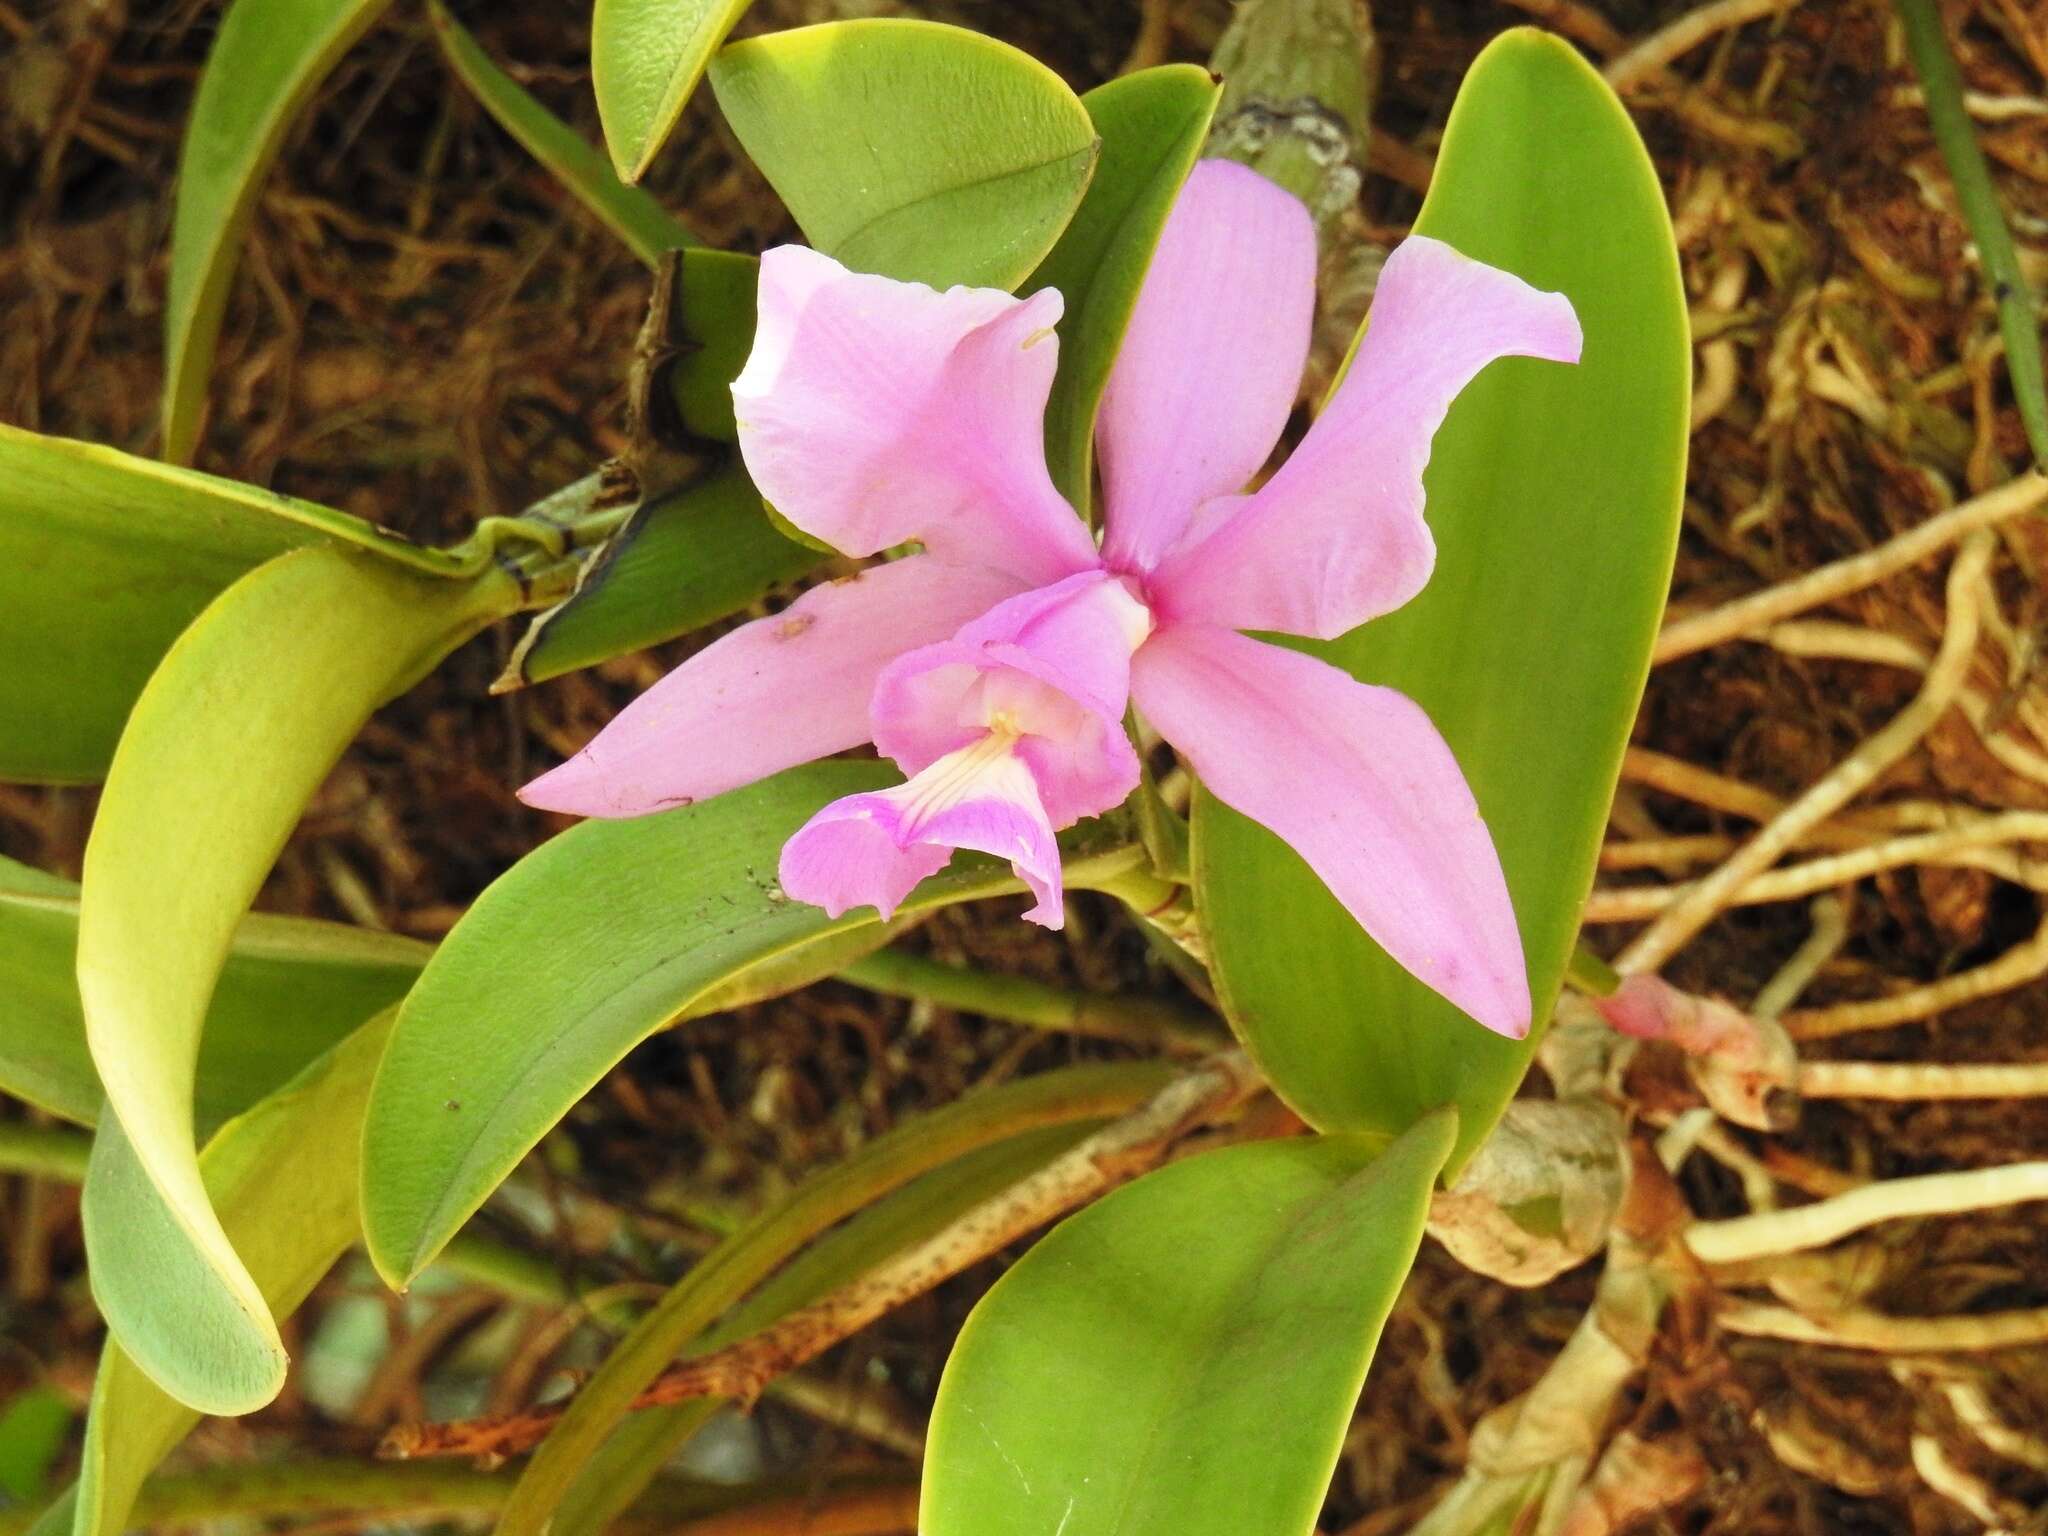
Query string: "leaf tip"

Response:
xmin=364 ymin=1230 xmax=423 ymax=1295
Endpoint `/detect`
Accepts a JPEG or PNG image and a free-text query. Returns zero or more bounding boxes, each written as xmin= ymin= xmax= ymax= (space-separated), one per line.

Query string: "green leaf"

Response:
xmin=684 ymin=912 xmax=911 ymax=1017
xmin=592 ymin=0 xmax=754 ymax=183
xmin=0 ymin=856 xmax=73 ymax=900
xmin=1194 ymin=29 xmax=1688 ymax=1173
xmin=78 ymin=546 xmax=514 ymax=1414
xmin=0 ymin=425 xmax=462 ymax=785
xmin=429 ymin=2 xmax=697 ymax=266
xmin=1022 ymin=66 xmax=1220 ymax=514
xmin=507 ymin=465 xmax=815 ymax=688
xmin=667 ymin=249 xmax=759 ymax=443
xmin=509 ymin=1074 xmax=1160 ymax=1536
xmin=1895 ymin=0 xmax=2048 ymax=466
xmin=361 ymin=760 xmax=1131 ymax=1287
xmin=922 ymin=1111 xmax=1456 ymax=1536
xmin=162 ymin=0 xmax=396 ymax=462
xmin=0 ymin=1125 xmax=89 ymax=1185
xmin=0 ymin=1388 xmax=71 ymax=1505
xmin=0 ymin=854 xmax=425 ymax=1133
xmin=59 ymin=1014 xmax=395 ymax=1536
xmin=708 ymin=19 xmax=1099 ymax=290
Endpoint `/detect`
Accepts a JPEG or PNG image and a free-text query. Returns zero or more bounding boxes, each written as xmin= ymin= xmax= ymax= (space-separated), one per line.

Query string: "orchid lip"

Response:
xmin=897 ymin=725 xmax=1022 ymax=822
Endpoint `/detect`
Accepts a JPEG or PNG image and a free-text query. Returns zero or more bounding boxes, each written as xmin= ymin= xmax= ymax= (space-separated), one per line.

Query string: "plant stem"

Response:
xmin=1894 ymin=0 xmax=2048 ymax=466
xmin=1205 ymin=0 xmax=1374 ymax=227
xmin=1074 ymin=855 xmax=1208 ymax=963
xmin=1797 ymin=1059 xmax=2048 ymax=1100
xmin=0 ymin=1132 xmax=643 ymax=1326
xmin=436 ymin=1230 xmax=581 ymax=1306
xmin=551 ymin=1052 xmax=1263 ymax=1414
xmin=1604 ymin=0 xmax=1799 ymax=93
xmin=839 ymin=948 xmax=1223 ymax=1054
xmin=1786 ymin=904 xmax=2048 ymax=1039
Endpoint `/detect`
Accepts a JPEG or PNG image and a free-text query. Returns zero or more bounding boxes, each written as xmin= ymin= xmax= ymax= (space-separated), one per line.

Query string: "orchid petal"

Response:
xmin=1132 ymin=623 xmax=1529 ymax=1037
xmin=776 ymin=808 xmax=953 ymax=923
xmin=916 ymin=787 xmax=1064 ymax=926
xmin=1096 ymin=160 xmax=1316 ymax=574
xmin=779 ymin=737 xmax=1065 ymax=927
xmin=1152 ymin=236 xmax=1581 ymax=640
xmin=870 ymin=571 xmax=1146 ymax=826
xmin=519 ymin=557 xmax=1025 ymax=818
xmin=733 ymin=245 xmax=1097 ymax=585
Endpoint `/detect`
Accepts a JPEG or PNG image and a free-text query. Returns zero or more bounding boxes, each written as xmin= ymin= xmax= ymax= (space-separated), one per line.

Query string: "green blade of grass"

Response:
xmin=1895 ymin=0 xmax=2048 ymax=466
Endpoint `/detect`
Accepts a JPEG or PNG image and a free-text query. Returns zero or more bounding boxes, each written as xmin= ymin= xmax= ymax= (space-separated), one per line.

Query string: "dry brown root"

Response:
xmin=1553 ymin=1431 xmax=1711 ymax=1536
xmin=1409 ymin=1146 xmax=1697 ymax=1536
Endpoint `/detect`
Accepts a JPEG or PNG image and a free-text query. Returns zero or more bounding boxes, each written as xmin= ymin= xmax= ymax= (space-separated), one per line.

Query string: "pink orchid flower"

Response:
xmin=521 ymin=160 xmax=1580 ymax=1038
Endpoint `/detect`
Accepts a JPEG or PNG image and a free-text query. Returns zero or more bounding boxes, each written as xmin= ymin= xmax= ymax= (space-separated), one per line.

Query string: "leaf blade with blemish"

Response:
xmin=921 ymin=1112 xmax=1456 ymax=1535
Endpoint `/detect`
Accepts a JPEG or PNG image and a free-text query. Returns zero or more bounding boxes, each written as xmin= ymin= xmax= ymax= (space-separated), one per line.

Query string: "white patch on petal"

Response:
xmin=888 ymin=730 xmax=1042 ymax=841
xmin=1103 ymin=575 xmax=1155 ymax=652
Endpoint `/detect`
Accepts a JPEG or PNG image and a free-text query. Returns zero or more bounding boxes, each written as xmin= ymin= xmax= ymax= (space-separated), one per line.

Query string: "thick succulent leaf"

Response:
xmin=0 ymin=425 xmax=460 ymax=785
xmin=708 ymin=19 xmax=1099 ymax=290
xmin=429 ymin=3 xmax=696 ymax=265
xmin=591 ymin=0 xmax=754 ymax=182
xmin=162 ymin=0 xmax=396 ymax=462
xmin=1021 ymin=65 xmax=1221 ymax=513
xmin=361 ymin=760 xmax=1128 ymax=1287
xmin=78 ymin=547 xmax=514 ymax=1414
xmin=58 ymin=1013 xmax=391 ymax=1536
xmin=1194 ymin=29 xmax=1688 ymax=1172
xmin=0 ymin=853 xmax=424 ymax=1132
xmin=922 ymin=1112 xmax=1456 ymax=1535
xmin=507 ymin=465 xmax=816 ymax=688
